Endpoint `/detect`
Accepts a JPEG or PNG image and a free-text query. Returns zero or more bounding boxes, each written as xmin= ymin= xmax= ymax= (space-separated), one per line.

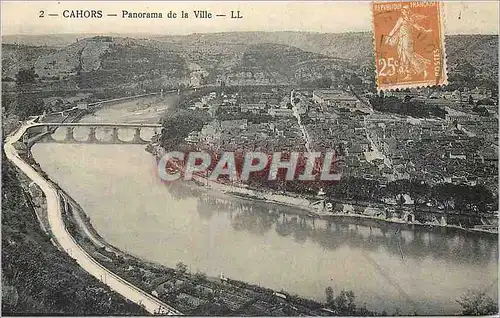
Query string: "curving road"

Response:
xmin=4 ymin=122 xmax=182 ymax=316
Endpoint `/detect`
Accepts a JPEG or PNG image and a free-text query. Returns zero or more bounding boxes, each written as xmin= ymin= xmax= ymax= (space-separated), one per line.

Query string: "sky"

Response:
xmin=1 ymin=1 xmax=499 ymax=36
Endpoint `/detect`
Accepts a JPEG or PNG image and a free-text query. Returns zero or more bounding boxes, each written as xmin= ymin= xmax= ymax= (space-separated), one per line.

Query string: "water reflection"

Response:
xmin=30 ymin=94 xmax=498 ymax=314
xmin=164 ymin=181 xmax=498 ymax=266
xmin=31 ymin=142 xmax=498 ymax=314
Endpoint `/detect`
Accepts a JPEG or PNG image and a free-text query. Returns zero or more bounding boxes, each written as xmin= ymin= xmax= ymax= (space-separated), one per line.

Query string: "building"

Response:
xmin=444 ymin=107 xmax=473 ymax=124
xmin=268 ymin=108 xmax=294 ymax=117
xmin=77 ymin=102 xmax=88 ymax=109
xmin=220 ymin=119 xmax=248 ymax=130
xmin=312 ymin=89 xmax=360 ymax=108
xmin=241 ymin=103 xmax=266 ymax=114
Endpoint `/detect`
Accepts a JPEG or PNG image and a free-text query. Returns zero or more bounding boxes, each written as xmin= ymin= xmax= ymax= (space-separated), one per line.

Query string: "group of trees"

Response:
xmin=446 ymin=59 xmax=498 ymax=96
xmin=456 ymin=290 xmax=498 ymax=315
xmin=175 ymin=261 xmax=188 ymax=274
xmin=159 ymin=109 xmax=209 ymax=150
xmin=243 ymin=174 xmax=496 ymax=219
xmin=323 ymin=177 xmax=496 ymax=217
xmin=15 ymin=67 xmax=38 ymax=85
xmin=246 ymin=174 xmax=496 ymax=218
xmin=369 ymin=95 xmax=446 ymax=118
xmin=216 ymin=109 xmax=274 ymax=123
xmin=2 ymin=68 xmax=49 ymax=120
xmin=311 ymin=76 xmax=333 ymax=89
xmin=470 ymin=97 xmax=494 ymax=116
xmin=324 ymin=287 xmax=374 ymax=315
xmin=325 ymin=287 xmax=497 ymax=316
xmin=4 ymin=93 xmax=46 ymax=120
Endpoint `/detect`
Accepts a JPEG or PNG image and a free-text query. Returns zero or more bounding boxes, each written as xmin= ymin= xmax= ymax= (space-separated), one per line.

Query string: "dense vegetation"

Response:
xmin=78 ymin=43 xmax=187 ymax=89
xmin=1 ymin=155 xmax=148 ymax=315
xmin=456 ymin=290 xmax=498 ymax=315
xmin=445 ymin=34 xmax=498 ymax=93
xmin=369 ymin=95 xmax=447 ymax=118
xmin=234 ymin=44 xmax=335 ymax=77
xmin=258 ymin=176 xmax=496 ymax=225
xmin=216 ymin=109 xmax=274 ymax=123
xmin=159 ymin=109 xmax=209 ymax=150
xmin=15 ymin=67 xmax=37 ymax=85
xmin=2 ymin=92 xmax=45 ymax=120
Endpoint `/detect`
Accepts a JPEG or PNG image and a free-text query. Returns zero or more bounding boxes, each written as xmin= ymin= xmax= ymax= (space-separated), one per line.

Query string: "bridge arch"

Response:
xmin=24 ymin=122 xmax=162 ymax=146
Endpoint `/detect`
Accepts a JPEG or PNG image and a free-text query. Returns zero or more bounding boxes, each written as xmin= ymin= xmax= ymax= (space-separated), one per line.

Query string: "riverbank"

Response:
xmin=3 ymin=125 xmax=154 ymax=315
xmin=21 ymin=127 xmax=379 ymax=315
xmin=48 ymin=168 xmax=378 ymax=316
xmin=209 ymin=184 xmax=498 ymax=236
xmin=149 ymin=146 xmax=498 ymax=236
xmin=22 ymin=89 xmax=496 ymax=315
xmin=29 ymin=140 xmax=499 ymax=315
xmin=2 ymin=159 xmax=150 ymax=315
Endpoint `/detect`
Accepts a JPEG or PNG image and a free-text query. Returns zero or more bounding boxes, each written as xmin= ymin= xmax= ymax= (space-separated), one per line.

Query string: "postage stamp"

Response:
xmin=372 ymin=1 xmax=447 ymax=91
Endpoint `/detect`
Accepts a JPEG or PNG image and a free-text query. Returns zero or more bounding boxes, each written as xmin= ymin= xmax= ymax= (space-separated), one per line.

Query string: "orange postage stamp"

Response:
xmin=372 ymin=1 xmax=447 ymax=91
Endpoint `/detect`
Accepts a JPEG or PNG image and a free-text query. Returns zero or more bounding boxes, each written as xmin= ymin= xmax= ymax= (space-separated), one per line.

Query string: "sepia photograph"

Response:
xmin=1 ymin=1 xmax=498 ymax=316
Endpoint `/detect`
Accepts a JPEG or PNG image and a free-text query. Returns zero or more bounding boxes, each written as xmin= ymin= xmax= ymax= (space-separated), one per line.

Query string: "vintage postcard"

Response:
xmin=1 ymin=1 xmax=498 ymax=317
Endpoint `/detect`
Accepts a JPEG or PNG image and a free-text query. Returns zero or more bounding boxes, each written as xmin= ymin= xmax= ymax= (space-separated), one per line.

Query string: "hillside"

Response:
xmin=76 ymin=39 xmax=187 ymax=89
xmin=2 ymin=32 xmax=498 ymax=90
xmin=154 ymin=32 xmax=498 ymax=89
xmin=2 ymin=44 xmax=56 ymax=80
xmin=154 ymin=31 xmax=372 ymax=63
xmin=222 ymin=43 xmax=352 ymax=85
xmin=2 ymin=36 xmax=188 ymax=90
xmin=1 ymin=156 xmax=147 ymax=315
xmin=2 ymin=33 xmax=157 ymax=47
xmin=445 ymin=34 xmax=499 ymax=89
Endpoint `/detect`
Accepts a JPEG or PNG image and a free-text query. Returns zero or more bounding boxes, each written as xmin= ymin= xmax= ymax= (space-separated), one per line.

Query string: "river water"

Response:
xmin=31 ymin=96 xmax=498 ymax=315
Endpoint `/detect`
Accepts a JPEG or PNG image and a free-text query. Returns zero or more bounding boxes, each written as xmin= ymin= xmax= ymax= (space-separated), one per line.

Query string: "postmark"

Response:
xmin=372 ymin=1 xmax=447 ymax=91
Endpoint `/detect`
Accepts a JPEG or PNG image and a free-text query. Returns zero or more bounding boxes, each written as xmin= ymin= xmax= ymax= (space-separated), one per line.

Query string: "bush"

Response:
xmin=16 ymin=67 xmax=37 ymax=85
xmin=456 ymin=290 xmax=498 ymax=315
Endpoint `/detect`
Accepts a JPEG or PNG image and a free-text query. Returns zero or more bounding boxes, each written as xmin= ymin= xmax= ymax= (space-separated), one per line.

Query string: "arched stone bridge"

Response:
xmin=23 ymin=122 xmax=163 ymax=146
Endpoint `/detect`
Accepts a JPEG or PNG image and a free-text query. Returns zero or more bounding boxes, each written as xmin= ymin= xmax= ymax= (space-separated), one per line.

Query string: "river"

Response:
xmin=31 ymin=96 xmax=498 ymax=315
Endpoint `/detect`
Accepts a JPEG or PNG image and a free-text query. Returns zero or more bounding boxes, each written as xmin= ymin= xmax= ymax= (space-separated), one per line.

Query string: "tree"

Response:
xmin=410 ymin=180 xmax=430 ymax=215
xmin=334 ymin=290 xmax=356 ymax=315
xmin=193 ymin=271 xmax=207 ymax=282
xmin=432 ymin=183 xmax=456 ymax=216
xmin=456 ymin=290 xmax=498 ymax=315
xmin=476 ymin=98 xmax=495 ymax=106
xmin=455 ymin=184 xmax=494 ymax=216
xmin=160 ymin=109 xmax=207 ymax=150
xmin=313 ymin=76 xmax=333 ymax=88
xmin=10 ymin=93 xmax=45 ymax=120
xmin=325 ymin=286 xmax=334 ymax=306
xmin=15 ymin=67 xmax=37 ymax=85
xmin=468 ymin=95 xmax=474 ymax=105
xmin=472 ymin=105 xmax=490 ymax=117
xmin=336 ymin=143 xmax=346 ymax=157
xmin=175 ymin=262 xmax=188 ymax=274
xmin=386 ymin=179 xmax=411 ymax=207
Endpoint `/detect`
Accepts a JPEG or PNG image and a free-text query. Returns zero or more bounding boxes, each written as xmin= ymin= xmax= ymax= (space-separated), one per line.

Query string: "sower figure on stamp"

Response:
xmin=385 ymin=5 xmax=433 ymax=81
